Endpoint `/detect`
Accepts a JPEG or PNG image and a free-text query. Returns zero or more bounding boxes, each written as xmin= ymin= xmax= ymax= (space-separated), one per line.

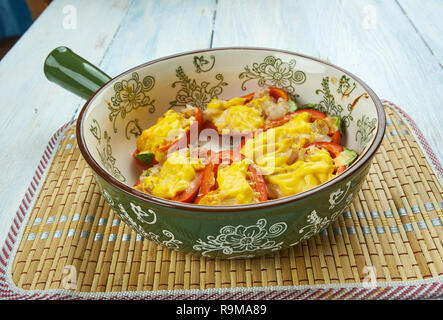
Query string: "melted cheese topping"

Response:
xmin=242 ymin=112 xmax=334 ymax=196
xmin=267 ymin=148 xmax=334 ymax=196
xmin=243 ymin=112 xmax=313 ymax=174
xmin=216 ymin=159 xmax=254 ymax=204
xmin=136 ymin=110 xmax=192 ymax=162
xmin=207 ymin=96 xmax=267 ymax=133
xmin=143 ymin=151 xmax=202 ymax=199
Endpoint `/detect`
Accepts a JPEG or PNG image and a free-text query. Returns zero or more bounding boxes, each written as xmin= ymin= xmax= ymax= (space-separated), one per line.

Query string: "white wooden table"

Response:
xmin=0 ymin=0 xmax=442 ymax=247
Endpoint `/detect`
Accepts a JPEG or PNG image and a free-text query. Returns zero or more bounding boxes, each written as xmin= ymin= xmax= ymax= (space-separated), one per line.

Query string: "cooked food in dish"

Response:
xmin=132 ymin=87 xmax=358 ymax=205
xmin=241 ymin=111 xmax=355 ymax=199
xmin=134 ymin=150 xmax=205 ymax=202
xmin=134 ymin=106 xmax=203 ymax=166
xmin=203 ymin=87 xmax=296 ymax=134
xmin=195 ymin=151 xmax=268 ymax=206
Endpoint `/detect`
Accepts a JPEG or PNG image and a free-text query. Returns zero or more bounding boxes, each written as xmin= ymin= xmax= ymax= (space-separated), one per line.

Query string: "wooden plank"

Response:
xmin=397 ymin=0 xmax=443 ymax=65
xmin=98 ymin=0 xmax=216 ymax=78
xmin=213 ymin=0 xmax=443 ymax=165
xmin=0 ymin=0 xmax=133 ymax=246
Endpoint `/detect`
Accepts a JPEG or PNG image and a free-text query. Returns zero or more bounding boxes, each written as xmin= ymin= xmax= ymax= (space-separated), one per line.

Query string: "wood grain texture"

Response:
xmin=98 ymin=0 xmax=216 ymax=78
xmin=212 ymin=0 xmax=443 ymax=164
xmin=0 ymin=0 xmax=133 ymax=246
xmin=397 ymin=0 xmax=443 ymax=65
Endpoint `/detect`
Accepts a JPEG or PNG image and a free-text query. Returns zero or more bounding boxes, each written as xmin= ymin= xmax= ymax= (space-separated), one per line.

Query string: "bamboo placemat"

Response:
xmin=0 ymin=101 xmax=442 ymax=300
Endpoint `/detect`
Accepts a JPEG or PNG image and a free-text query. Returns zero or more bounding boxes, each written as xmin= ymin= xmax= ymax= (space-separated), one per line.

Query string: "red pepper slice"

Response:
xmin=242 ymin=87 xmax=289 ymax=104
xmin=260 ymin=112 xmax=298 ymax=132
xmin=268 ymin=86 xmax=289 ymax=102
xmin=196 ymin=151 xmax=266 ymax=204
xmin=195 ymin=150 xmax=238 ymax=203
xmin=174 ymin=170 xmax=204 ymax=203
xmin=331 ymin=130 xmax=341 ymax=144
xmin=304 ymin=142 xmax=344 ymax=158
xmin=234 ymin=132 xmax=254 ymax=156
xmin=260 ymin=109 xmax=326 ymax=133
xmin=294 ymin=109 xmax=327 ymax=122
xmin=241 ymin=92 xmax=255 ymax=104
xmin=336 ymin=165 xmax=347 ymax=174
xmin=194 ymin=150 xmax=222 ymax=204
xmin=194 ymin=161 xmax=216 ymax=203
xmin=305 ymin=142 xmax=350 ymax=175
xmin=201 ymin=120 xmax=219 ymax=132
xmin=133 ymin=179 xmax=141 ymax=187
xmin=156 ymin=138 xmax=182 ymax=152
xmin=191 ymin=107 xmax=204 ymax=132
xmin=248 ymin=163 xmax=268 ymax=202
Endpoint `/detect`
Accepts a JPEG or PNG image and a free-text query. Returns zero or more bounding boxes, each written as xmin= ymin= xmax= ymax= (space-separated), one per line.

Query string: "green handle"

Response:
xmin=44 ymin=46 xmax=112 ymax=100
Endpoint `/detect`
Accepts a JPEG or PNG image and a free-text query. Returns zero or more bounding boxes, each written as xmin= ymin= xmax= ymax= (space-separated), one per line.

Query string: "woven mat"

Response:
xmin=0 ymin=101 xmax=442 ymax=300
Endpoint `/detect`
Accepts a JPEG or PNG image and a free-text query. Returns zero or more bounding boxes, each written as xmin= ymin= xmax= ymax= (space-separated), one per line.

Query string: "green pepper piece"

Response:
xmin=135 ymin=151 xmax=155 ymax=166
xmin=287 ymin=98 xmax=298 ymax=112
